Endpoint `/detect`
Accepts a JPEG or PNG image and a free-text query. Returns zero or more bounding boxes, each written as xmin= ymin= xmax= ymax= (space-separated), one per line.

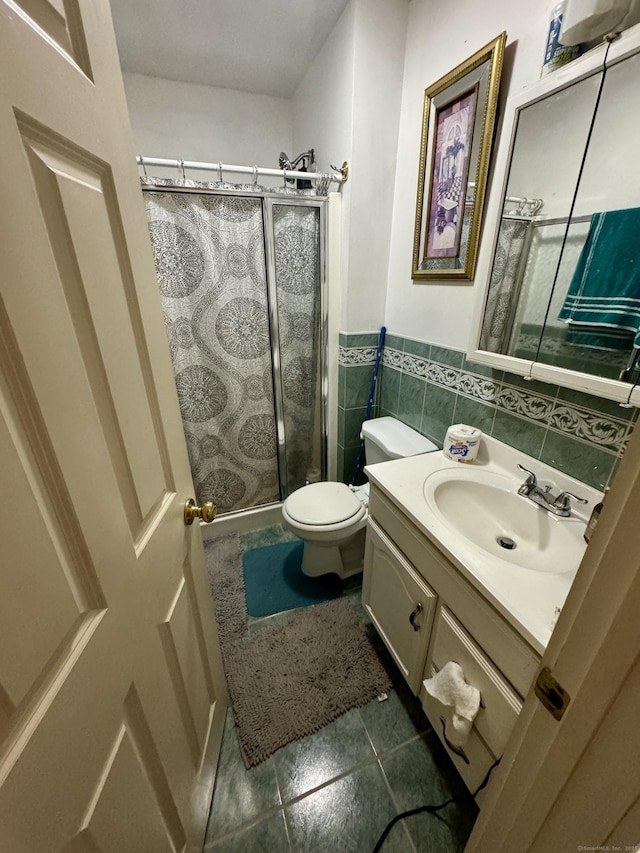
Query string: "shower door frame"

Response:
xmin=263 ymin=196 xmax=328 ymax=500
xmin=141 ymin=183 xmax=329 ymax=508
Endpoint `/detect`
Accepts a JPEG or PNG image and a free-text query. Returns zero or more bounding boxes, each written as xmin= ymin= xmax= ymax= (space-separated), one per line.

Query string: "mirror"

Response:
xmin=471 ymin=27 xmax=640 ymax=404
xmin=537 ymin=49 xmax=640 ymax=384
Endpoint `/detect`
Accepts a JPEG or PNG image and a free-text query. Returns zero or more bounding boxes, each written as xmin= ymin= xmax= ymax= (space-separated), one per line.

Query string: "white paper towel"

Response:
xmin=443 ymin=424 xmax=481 ymax=464
xmin=424 ymin=661 xmax=481 ymax=749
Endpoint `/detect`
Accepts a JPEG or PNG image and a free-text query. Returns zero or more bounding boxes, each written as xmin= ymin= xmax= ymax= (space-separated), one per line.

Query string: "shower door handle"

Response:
xmin=184 ymin=499 xmax=217 ymax=525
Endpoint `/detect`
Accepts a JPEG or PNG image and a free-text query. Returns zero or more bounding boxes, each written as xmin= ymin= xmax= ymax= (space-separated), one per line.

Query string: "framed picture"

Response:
xmin=412 ymin=33 xmax=506 ymax=281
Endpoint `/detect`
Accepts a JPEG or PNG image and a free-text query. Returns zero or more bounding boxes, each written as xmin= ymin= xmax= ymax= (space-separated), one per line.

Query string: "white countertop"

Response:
xmin=365 ymin=435 xmax=601 ymax=654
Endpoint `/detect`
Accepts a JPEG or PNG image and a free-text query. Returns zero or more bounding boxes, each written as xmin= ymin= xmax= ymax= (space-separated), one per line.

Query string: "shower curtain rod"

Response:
xmin=136 ymin=155 xmax=349 ymax=186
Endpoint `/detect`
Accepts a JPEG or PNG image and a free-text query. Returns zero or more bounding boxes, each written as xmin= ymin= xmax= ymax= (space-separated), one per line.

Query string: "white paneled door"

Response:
xmin=0 ymin=2 xmax=227 ymax=851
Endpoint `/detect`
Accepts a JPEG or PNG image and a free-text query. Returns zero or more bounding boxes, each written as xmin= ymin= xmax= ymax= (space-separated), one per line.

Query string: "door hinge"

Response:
xmin=534 ymin=666 xmax=570 ymax=721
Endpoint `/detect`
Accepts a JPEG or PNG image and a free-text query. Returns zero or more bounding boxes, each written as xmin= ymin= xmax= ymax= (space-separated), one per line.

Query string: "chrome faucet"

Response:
xmin=517 ymin=464 xmax=587 ymax=517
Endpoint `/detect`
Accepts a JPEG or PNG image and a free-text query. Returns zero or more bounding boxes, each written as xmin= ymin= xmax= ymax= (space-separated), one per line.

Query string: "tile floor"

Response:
xmin=202 ymin=525 xmax=478 ymax=853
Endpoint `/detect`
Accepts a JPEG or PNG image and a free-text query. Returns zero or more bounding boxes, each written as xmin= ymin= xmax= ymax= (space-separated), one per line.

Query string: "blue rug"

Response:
xmin=242 ymin=540 xmax=344 ymax=617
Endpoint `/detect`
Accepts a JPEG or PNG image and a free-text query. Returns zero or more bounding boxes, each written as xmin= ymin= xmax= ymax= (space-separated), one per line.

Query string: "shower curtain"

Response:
xmin=144 ymin=187 xmax=320 ymax=513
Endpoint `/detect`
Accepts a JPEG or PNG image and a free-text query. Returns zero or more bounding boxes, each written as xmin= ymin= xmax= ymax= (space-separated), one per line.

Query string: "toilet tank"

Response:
xmin=360 ymin=417 xmax=438 ymax=465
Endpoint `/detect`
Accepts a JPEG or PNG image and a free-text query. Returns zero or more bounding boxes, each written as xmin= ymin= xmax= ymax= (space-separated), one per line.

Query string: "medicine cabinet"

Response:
xmin=469 ymin=24 xmax=640 ymax=405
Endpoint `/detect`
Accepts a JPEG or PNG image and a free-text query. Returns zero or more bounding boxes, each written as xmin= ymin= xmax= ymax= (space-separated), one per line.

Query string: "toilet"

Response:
xmin=282 ymin=417 xmax=438 ymax=579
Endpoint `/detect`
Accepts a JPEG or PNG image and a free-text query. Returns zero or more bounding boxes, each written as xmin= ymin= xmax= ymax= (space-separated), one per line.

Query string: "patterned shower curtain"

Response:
xmin=146 ymin=191 xmax=280 ymax=512
xmin=144 ymin=187 xmax=321 ymax=512
xmin=479 ymin=219 xmax=529 ymax=353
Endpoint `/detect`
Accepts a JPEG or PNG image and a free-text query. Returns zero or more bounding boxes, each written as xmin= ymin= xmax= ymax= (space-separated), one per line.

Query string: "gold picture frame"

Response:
xmin=412 ymin=32 xmax=506 ymax=282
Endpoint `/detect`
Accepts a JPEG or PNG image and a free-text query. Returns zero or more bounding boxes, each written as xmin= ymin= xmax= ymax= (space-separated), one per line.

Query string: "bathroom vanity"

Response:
xmin=362 ymin=437 xmax=600 ymax=796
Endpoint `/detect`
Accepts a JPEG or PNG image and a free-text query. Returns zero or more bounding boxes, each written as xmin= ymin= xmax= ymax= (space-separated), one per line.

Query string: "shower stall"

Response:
xmin=142 ymin=177 xmax=328 ymax=515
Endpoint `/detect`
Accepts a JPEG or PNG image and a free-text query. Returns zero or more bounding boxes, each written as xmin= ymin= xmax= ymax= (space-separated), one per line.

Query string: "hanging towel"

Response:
xmin=424 ymin=661 xmax=480 ymax=750
xmin=558 ymin=207 xmax=640 ymax=348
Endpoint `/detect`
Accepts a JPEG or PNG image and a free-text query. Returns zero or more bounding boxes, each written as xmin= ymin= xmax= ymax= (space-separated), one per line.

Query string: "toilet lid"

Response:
xmin=285 ymin=482 xmax=364 ymax=526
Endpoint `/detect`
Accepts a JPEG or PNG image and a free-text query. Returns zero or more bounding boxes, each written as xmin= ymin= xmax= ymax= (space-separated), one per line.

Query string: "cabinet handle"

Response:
xmin=439 ymin=717 xmax=470 ymax=765
xmin=409 ymin=602 xmax=423 ymax=631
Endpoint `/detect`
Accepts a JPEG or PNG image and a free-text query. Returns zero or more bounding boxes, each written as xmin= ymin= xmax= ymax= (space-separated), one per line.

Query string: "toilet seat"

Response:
xmin=284 ymin=481 xmax=365 ymax=527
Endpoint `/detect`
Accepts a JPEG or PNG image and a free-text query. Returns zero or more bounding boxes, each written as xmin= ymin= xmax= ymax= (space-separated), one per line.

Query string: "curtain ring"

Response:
xmin=253 ymin=165 xmax=258 ymax=186
xmin=218 ymin=161 xmax=223 ymax=183
xmin=283 ymin=168 xmax=287 ymax=189
xmin=139 ymin=155 xmax=148 ymax=178
xmin=178 ymin=158 xmax=185 ymax=182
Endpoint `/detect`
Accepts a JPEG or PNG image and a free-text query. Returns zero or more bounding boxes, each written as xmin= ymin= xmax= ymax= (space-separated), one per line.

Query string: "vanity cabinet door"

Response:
xmin=363 ymin=519 xmax=437 ymax=694
xmin=419 ymin=606 xmax=522 ymax=796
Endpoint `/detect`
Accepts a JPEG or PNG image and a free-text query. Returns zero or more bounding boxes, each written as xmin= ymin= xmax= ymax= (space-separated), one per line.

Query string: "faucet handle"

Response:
xmin=517 ymin=464 xmax=537 ymax=485
xmin=552 ymin=490 xmax=588 ymax=512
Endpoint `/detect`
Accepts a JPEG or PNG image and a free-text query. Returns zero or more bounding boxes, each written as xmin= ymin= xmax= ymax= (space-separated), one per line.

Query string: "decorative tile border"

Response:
xmin=338 ymin=346 xmax=377 ymax=366
xmin=381 ymin=346 xmax=632 ymax=454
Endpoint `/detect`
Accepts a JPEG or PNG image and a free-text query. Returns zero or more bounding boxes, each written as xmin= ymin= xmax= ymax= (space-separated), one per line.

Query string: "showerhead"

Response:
xmin=278 ymin=151 xmax=293 ymax=172
xmin=278 ymin=150 xmax=315 ymax=186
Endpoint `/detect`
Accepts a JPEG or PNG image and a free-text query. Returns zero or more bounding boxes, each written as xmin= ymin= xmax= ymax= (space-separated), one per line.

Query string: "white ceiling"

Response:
xmin=109 ymin=0 xmax=351 ymax=99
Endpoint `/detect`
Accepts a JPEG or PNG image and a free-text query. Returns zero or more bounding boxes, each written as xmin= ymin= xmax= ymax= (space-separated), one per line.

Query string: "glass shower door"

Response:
xmin=266 ymin=200 xmax=325 ymax=497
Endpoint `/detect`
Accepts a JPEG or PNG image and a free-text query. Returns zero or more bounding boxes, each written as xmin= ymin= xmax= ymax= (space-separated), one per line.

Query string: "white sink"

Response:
xmin=423 ymin=469 xmax=586 ymax=575
xmin=365 ymin=436 xmax=601 ymax=652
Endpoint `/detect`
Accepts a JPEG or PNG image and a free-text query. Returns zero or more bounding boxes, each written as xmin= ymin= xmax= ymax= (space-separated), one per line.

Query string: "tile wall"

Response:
xmin=337 ymin=332 xmax=638 ymax=490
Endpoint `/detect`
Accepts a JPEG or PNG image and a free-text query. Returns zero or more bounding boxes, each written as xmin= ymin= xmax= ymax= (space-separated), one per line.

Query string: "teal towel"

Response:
xmin=558 ymin=207 xmax=640 ymax=347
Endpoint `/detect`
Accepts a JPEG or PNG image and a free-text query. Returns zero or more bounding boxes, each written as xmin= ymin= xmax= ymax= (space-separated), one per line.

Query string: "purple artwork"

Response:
xmin=424 ymin=87 xmax=478 ymax=259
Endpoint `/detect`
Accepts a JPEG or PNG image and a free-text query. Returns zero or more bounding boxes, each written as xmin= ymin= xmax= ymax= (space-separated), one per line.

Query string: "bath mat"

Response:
xmin=204 ymin=534 xmax=393 ymax=767
xmin=242 ymin=540 xmax=343 ymax=617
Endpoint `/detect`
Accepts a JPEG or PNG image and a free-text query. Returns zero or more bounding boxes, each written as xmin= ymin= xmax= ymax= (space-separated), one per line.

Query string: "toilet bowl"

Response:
xmin=282 ymin=417 xmax=438 ymax=579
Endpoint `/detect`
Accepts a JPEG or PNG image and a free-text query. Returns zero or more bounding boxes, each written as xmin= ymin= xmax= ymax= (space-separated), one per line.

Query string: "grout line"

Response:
xmin=377 ymin=757 xmax=419 ymax=853
xmin=281 ymin=805 xmax=294 ymax=852
xmin=204 ymin=804 xmax=288 ymax=850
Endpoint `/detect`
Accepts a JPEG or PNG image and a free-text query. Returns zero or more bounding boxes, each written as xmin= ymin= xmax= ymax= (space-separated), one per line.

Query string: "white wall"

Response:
xmin=347 ymin=0 xmax=408 ymax=333
xmin=293 ymin=0 xmax=408 ymax=333
xmin=292 ymin=1 xmax=356 ymax=319
xmin=385 ymin=0 xmax=554 ymax=348
xmin=122 ymin=72 xmax=293 ymax=185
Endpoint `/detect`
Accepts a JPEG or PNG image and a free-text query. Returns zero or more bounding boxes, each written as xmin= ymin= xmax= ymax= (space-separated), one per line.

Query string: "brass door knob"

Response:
xmin=184 ymin=499 xmax=217 ymax=525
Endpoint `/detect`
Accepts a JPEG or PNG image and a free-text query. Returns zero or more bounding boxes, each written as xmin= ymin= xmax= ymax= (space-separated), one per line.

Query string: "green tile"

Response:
xmin=490 ymin=410 xmax=547 ymax=458
xmin=556 ymin=386 xmax=638 ymax=423
xmin=285 ymin=761 xmax=412 ymax=853
xmin=430 ymin=345 xmax=464 ymax=368
xmin=248 ymin=607 xmax=299 ymax=638
xmin=336 ymin=444 xmax=345 ymax=483
xmin=344 ymin=407 xmax=367 ymax=449
xmin=205 ymin=713 xmax=281 ymax=840
xmin=345 ymin=332 xmax=380 ymax=348
xmin=380 ymin=365 xmax=401 ymax=416
xmin=403 ymin=337 xmax=431 ymax=359
xmin=381 ymin=731 xmax=478 ymax=853
xmin=540 ymin=431 xmax=615 ymax=490
xmin=206 ymin=810 xmax=289 ymax=852
xmin=421 ymin=384 xmax=456 ymax=446
xmin=338 ymin=363 xmax=346 ymax=409
xmin=383 ymin=332 xmax=405 ymax=352
xmin=452 ymin=396 xmax=496 ymax=436
xmin=462 ymin=355 xmax=503 ymax=382
xmin=345 ymin=364 xmax=374 ymax=408
xmin=337 ymin=406 xmax=345 ymax=447
xmin=240 ymin=525 xmax=290 ymax=551
xmin=501 ymin=373 xmax=558 ymax=399
xmin=398 ymin=372 xmax=427 ymax=431
xmin=343 ymin=445 xmax=361 ymax=485
xmin=274 ymin=709 xmax=375 ymax=803
xmin=358 ymin=681 xmax=429 ymax=755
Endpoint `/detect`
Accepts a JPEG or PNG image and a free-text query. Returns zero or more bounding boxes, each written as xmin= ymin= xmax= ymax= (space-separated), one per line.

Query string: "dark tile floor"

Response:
xmin=202 ymin=525 xmax=478 ymax=853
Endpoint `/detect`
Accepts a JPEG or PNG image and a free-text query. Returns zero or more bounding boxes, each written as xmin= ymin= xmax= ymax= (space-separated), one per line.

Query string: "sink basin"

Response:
xmin=423 ymin=469 xmax=586 ymax=574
